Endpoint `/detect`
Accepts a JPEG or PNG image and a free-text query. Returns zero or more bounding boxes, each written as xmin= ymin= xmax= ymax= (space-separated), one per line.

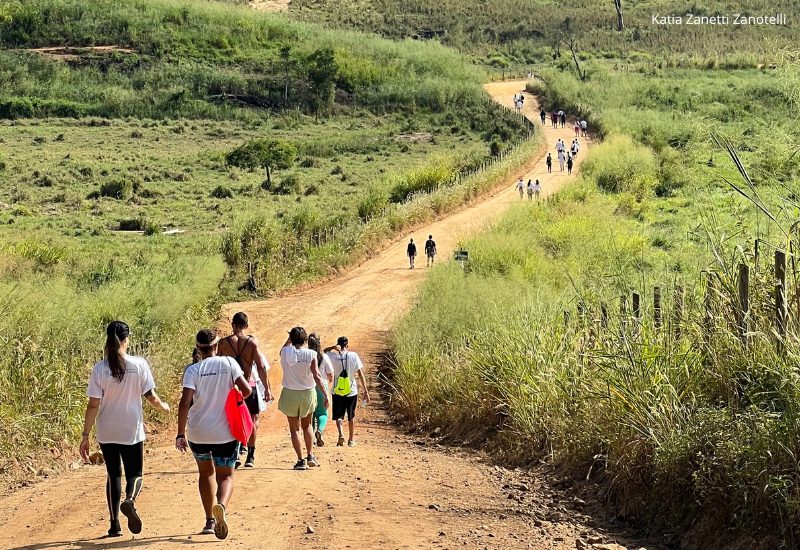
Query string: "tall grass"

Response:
xmin=0 ymin=235 xmax=225 ymax=471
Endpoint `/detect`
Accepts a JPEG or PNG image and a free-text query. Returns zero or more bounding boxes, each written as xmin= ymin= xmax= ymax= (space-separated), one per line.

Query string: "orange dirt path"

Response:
xmin=0 ymin=82 xmax=618 ymax=550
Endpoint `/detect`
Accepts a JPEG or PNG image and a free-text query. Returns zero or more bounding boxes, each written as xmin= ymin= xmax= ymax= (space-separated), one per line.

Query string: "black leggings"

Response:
xmin=100 ymin=442 xmax=144 ymax=521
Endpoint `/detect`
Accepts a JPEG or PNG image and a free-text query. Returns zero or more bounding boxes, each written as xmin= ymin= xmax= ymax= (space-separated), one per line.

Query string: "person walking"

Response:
xmin=571 ymin=139 xmax=580 ymax=159
xmin=540 ymin=108 xmax=546 ymax=125
xmin=551 ymin=110 xmax=557 ymax=128
xmin=325 ymin=337 xmax=370 ymax=447
xmin=308 ymin=333 xmax=334 ymax=448
xmin=533 ymin=179 xmax=542 ymax=200
xmin=278 ymin=327 xmax=328 ymax=470
xmin=560 ymin=111 xmax=567 ymax=128
xmin=407 ymin=238 xmax=417 ymax=269
xmin=581 ymin=119 xmax=588 ymax=136
xmin=424 ymin=235 xmax=437 ymax=267
xmin=80 ymin=321 xmax=170 ymax=538
xmin=526 ymin=179 xmax=534 ymax=201
xmin=558 ymin=150 xmax=566 ymax=171
xmin=515 ymin=177 xmax=525 ymax=200
xmin=556 ymin=139 xmax=565 ymax=155
xmin=546 ymin=152 xmax=553 ymax=173
xmin=177 ymin=329 xmax=251 ymax=540
xmin=567 ymin=154 xmax=574 ymax=175
xmin=574 ymin=120 xmax=581 ymax=137
xmin=217 ymin=312 xmax=273 ymax=469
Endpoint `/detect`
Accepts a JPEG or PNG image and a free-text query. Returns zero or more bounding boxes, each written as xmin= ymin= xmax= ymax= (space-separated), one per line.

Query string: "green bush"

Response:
xmin=275 ymin=173 xmax=303 ymax=195
xmin=99 ymin=178 xmax=133 ymax=200
xmin=210 ymin=185 xmax=234 ymax=199
xmin=581 ymin=135 xmax=657 ymax=194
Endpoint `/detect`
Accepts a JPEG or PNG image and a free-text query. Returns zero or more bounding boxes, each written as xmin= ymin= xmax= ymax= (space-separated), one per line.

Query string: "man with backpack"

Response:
xmin=325 ymin=337 xmax=370 ymax=447
xmin=407 ymin=238 xmax=417 ymax=269
xmin=217 ymin=312 xmax=273 ymax=469
xmin=424 ymin=235 xmax=437 ymax=267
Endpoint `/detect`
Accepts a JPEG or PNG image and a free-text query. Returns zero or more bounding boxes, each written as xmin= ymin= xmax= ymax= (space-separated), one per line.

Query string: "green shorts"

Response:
xmin=278 ymin=388 xmax=317 ymax=418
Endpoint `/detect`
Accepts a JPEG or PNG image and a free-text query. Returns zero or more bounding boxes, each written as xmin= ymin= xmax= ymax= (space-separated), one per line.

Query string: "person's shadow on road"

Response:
xmin=10 ymin=533 xmax=217 ymax=549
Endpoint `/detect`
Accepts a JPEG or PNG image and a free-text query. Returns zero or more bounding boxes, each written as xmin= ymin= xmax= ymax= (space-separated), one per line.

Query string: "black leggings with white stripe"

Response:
xmin=100 ymin=442 xmax=144 ymax=521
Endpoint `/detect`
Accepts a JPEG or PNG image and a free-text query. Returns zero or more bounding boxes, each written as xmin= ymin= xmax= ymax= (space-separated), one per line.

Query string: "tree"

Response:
xmin=613 ymin=0 xmax=624 ymax=31
xmin=560 ymin=34 xmax=587 ymax=81
xmin=307 ymin=47 xmax=338 ymax=115
xmin=225 ymin=138 xmax=297 ymax=188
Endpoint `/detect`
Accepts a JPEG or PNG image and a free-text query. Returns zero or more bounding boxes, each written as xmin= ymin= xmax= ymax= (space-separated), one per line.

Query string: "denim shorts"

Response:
xmin=188 ymin=440 xmax=239 ymax=468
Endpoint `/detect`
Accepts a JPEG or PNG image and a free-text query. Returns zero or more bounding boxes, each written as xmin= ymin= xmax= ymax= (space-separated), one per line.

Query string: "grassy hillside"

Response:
xmin=0 ymin=0 xmax=533 ymax=478
xmin=390 ymin=59 xmax=800 ymax=541
xmin=291 ymin=0 xmax=799 ymax=67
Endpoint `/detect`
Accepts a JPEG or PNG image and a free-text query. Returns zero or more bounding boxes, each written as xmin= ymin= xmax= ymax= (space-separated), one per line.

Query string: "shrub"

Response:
xmin=389 ymin=156 xmax=458 ymax=203
xmin=581 ymin=135 xmax=657 ymax=194
xmin=99 ymin=178 xmax=133 ymax=200
xmin=210 ymin=185 xmax=234 ymax=199
xmin=275 ymin=173 xmax=303 ymax=195
xmin=357 ymin=187 xmax=389 ymax=220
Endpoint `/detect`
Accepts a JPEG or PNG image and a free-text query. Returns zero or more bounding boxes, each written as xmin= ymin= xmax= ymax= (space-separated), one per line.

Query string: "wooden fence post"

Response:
xmin=776 ymin=250 xmax=787 ymax=350
xmin=653 ymin=286 xmax=662 ymax=329
xmin=737 ymin=263 xmax=750 ymax=346
xmin=674 ymin=285 xmax=684 ymax=339
xmin=620 ymin=294 xmax=628 ymax=334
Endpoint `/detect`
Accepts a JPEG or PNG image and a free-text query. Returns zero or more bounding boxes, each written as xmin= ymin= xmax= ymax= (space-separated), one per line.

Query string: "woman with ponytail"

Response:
xmin=80 ymin=321 xmax=169 ymax=538
xmin=308 ymin=333 xmax=334 ymax=447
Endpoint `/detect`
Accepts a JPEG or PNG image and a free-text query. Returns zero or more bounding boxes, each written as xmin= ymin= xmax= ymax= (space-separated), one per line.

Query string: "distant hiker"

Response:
xmin=407 ymin=238 xmax=417 ymax=269
xmin=80 ymin=321 xmax=169 ymax=538
xmin=567 ymin=154 xmax=574 ymax=175
xmin=516 ymin=177 xmax=525 ymax=200
xmin=308 ymin=333 xmax=334 ymax=448
xmin=177 ymin=329 xmax=251 ymax=540
xmin=534 ymin=179 xmax=542 ymax=200
xmin=556 ymin=139 xmax=565 ymax=154
xmin=571 ymin=139 xmax=580 ymax=158
xmin=519 ymin=93 xmax=525 ymax=105
xmin=325 ymin=336 xmax=370 ymax=447
xmin=558 ymin=150 xmax=566 ymax=171
xmin=546 ymin=153 xmax=553 ymax=173
xmin=558 ymin=110 xmax=566 ymax=128
xmin=217 ymin=312 xmax=273 ymax=469
xmin=574 ymin=121 xmax=581 ymax=137
xmin=425 ymin=235 xmax=437 ymax=267
xmin=278 ymin=327 xmax=328 ymax=470
xmin=581 ymin=119 xmax=588 ymax=136
xmin=514 ymin=98 xmax=522 ymax=112
xmin=527 ymin=179 xmax=534 ymax=201
xmin=550 ymin=111 xmax=557 ymax=128
xmin=540 ymin=109 xmax=546 ymax=125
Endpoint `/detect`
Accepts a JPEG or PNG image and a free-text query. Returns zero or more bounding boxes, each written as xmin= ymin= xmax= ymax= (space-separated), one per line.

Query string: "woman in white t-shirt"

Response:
xmin=177 ymin=329 xmax=251 ymax=540
xmin=278 ymin=327 xmax=329 ymax=470
xmin=79 ymin=321 xmax=169 ymax=538
xmin=308 ymin=333 xmax=334 ymax=447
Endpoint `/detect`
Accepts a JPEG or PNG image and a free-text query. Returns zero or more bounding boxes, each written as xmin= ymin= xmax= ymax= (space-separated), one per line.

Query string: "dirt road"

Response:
xmin=0 ymin=82 xmax=640 ymax=550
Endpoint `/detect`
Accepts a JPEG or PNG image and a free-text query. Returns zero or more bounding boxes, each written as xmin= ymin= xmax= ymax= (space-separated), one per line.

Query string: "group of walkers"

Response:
xmin=80 ymin=316 xmax=370 ymax=540
xmin=509 ymin=94 xmax=588 ymax=201
xmin=539 ymin=107 xmax=587 ymax=136
xmin=550 ymin=138 xmax=579 ymax=174
xmin=516 ymin=177 xmax=542 ymax=201
xmin=513 ymin=92 xmax=525 ymax=112
xmin=406 ymin=234 xmax=437 ymax=269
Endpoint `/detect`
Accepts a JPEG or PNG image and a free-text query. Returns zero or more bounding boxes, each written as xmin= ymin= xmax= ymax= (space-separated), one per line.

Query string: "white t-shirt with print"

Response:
xmin=326 ymin=350 xmax=364 ymax=398
xmin=280 ymin=345 xmax=317 ymax=390
xmin=183 ymin=356 xmax=243 ymax=444
xmin=87 ymin=355 xmax=155 ymax=445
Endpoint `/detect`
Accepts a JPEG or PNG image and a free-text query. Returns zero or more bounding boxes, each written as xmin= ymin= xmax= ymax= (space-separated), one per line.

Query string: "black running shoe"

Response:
xmin=120 ymin=499 xmax=142 ymax=534
xmin=107 ymin=519 xmax=122 ymax=537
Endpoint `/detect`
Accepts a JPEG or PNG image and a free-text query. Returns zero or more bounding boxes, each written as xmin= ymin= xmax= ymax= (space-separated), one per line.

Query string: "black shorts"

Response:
xmin=244 ymin=384 xmax=260 ymax=416
xmin=332 ymin=394 xmax=358 ymax=421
